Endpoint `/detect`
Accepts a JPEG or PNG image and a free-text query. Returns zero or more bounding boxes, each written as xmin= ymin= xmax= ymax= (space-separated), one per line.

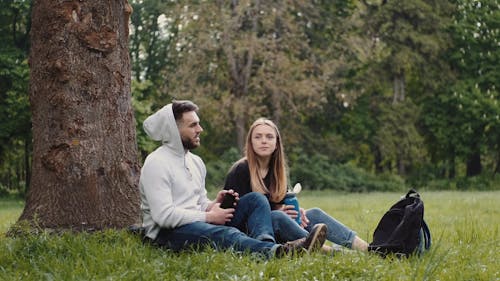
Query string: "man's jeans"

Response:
xmin=226 ymin=192 xmax=276 ymax=242
xmin=154 ymin=192 xmax=279 ymax=257
xmin=272 ymin=207 xmax=357 ymax=248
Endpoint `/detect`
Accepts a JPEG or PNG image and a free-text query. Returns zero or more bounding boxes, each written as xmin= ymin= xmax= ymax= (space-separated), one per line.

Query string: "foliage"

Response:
xmin=289 ymin=150 xmax=405 ymax=192
xmin=409 ymin=172 xmax=500 ymax=191
xmin=353 ymin=0 xmax=454 ymax=176
xmin=131 ymin=79 xmax=163 ymax=162
xmin=204 ymin=147 xmax=241 ymax=191
xmin=0 ymin=0 xmax=31 ymax=195
xmin=1 ymin=0 xmax=499 ymax=195
xmin=419 ymin=0 xmax=499 ymax=178
xmin=447 ymin=0 xmax=499 ymax=175
xmin=129 ymin=0 xmax=179 ymax=85
xmin=1 ymin=191 xmax=499 ymax=280
xmin=149 ymin=1 xmax=350 ymax=153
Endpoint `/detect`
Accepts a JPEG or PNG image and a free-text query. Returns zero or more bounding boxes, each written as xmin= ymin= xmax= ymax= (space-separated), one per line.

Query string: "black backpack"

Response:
xmin=368 ymin=189 xmax=431 ymax=258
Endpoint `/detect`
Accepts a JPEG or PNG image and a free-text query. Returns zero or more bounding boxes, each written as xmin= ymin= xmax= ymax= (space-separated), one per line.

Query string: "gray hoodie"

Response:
xmin=139 ymin=104 xmax=210 ymax=240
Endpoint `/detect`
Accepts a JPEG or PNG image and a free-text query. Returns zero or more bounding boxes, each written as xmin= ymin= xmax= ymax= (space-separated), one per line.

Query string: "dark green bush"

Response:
xmin=456 ymin=175 xmax=495 ymax=191
xmin=205 ymin=147 xmax=241 ymax=191
xmin=289 ymin=153 xmax=406 ymax=192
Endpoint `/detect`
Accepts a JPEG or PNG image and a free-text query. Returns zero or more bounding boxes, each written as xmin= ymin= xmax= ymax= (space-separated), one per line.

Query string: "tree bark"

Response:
xmin=24 ymin=137 xmax=31 ymax=194
xmin=19 ymin=0 xmax=140 ymax=231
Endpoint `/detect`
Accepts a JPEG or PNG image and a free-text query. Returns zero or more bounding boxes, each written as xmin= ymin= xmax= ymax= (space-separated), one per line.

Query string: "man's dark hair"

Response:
xmin=172 ymin=100 xmax=199 ymax=121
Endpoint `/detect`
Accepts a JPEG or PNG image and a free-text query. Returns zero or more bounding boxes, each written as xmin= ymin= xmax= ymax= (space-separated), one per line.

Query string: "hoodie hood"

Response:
xmin=143 ymin=104 xmax=184 ymax=156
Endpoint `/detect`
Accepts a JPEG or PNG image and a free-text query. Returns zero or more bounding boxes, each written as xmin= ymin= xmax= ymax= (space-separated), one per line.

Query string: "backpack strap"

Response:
xmin=405 ymin=189 xmax=420 ymax=199
xmin=421 ymin=220 xmax=431 ymax=250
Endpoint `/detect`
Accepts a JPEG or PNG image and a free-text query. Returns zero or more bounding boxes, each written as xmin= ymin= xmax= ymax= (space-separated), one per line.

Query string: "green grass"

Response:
xmin=0 ymin=191 xmax=498 ymax=281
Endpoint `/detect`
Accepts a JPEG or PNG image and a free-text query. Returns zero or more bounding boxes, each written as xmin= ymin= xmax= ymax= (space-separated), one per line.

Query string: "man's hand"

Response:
xmin=215 ymin=189 xmax=240 ymax=204
xmin=206 ymin=203 xmax=235 ymax=225
xmin=205 ymin=189 xmax=240 ymax=225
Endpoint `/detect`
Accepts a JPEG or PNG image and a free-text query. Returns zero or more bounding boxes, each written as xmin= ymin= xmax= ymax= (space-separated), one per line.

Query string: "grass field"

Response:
xmin=0 ymin=191 xmax=498 ymax=281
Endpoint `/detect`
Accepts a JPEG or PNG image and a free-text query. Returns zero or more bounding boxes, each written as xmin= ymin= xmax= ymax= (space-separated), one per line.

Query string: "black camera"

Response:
xmin=220 ymin=193 xmax=237 ymax=209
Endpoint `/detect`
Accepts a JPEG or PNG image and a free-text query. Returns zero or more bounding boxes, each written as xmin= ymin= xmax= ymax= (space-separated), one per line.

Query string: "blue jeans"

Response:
xmin=154 ymin=192 xmax=279 ymax=257
xmin=271 ymin=207 xmax=357 ymax=248
xmin=226 ymin=192 xmax=276 ymax=242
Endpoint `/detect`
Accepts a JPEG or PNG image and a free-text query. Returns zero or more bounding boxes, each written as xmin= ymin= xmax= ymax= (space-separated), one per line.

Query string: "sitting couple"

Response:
xmin=139 ymin=100 xmax=368 ymax=258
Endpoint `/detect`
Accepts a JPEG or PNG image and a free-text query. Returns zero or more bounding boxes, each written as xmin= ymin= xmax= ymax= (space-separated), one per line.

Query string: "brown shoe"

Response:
xmin=275 ymin=241 xmax=308 ymax=257
xmin=277 ymin=223 xmax=328 ymax=257
xmin=302 ymin=223 xmax=328 ymax=251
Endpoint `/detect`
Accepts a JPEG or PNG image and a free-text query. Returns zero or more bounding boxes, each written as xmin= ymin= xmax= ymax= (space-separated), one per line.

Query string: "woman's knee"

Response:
xmin=306 ymin=207 xmax=325 ymax=218
xmin=271 ymin=210 xmax=289 ymax=221
xmin=271 ymin=210 xmax=296 ymax=228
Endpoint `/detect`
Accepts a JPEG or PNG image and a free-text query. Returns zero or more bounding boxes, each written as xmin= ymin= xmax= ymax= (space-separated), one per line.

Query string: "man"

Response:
xmin=139 ymin=100 xmax=327 ymax=258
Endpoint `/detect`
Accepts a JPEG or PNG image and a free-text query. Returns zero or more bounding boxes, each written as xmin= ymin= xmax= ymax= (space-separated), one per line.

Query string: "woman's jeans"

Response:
xmin=154 ymin=192 xmax=279 ymax=257
xmin=272 ymin=207 xmax=357 ymax=248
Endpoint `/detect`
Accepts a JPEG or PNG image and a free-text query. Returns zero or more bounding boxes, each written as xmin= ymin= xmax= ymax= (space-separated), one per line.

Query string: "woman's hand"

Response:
xmin=281 ymin=204 xmax=297 ymax=216
xmin=299 ymin=208 xmax=309 ymax=228
xmin=280 ymin=206 xmax=309 ymax=228
xmin=281 ymin=204 xmax=300 ymax=220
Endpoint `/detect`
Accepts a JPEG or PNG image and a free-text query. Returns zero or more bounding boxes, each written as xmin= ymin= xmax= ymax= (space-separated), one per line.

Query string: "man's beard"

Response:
xmin=182 ymin=137 xmax=199 ymax=150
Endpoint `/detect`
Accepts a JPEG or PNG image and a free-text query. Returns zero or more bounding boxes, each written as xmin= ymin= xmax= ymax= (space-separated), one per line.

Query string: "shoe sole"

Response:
xmin=307 ymin=223 xmax=327 ymax=252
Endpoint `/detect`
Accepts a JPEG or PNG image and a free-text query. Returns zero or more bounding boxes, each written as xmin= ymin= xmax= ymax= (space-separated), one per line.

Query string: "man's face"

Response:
xmin=177 ymin=111 xmax=203 ymax=150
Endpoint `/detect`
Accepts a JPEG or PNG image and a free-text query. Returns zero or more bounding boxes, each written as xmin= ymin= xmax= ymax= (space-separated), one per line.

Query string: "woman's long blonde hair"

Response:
xmin=244 ymin=118 xmax=288 ymax=203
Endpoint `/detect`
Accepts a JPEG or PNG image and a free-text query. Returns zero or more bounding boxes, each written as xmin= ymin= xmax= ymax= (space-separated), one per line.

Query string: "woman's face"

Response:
xmin=251 ymin=124 xmax=277 ymax=158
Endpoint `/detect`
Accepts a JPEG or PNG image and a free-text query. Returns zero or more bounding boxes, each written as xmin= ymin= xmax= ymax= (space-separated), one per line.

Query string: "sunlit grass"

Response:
xmin=0 ymin=198 xmax=24 ymax=234
xmin=0 ymin=191 xmax=498 ymax=280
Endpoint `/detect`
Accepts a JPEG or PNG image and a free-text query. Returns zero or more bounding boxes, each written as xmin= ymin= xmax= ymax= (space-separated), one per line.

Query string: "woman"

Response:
xmin=224 ymin=118 xmax=368 ymax=252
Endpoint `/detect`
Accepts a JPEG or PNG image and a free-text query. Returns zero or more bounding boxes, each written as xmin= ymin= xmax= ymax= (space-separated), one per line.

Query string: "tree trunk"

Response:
xmin=466 ymin=151 xmax=482 ymax=177
xmin=392 ymin=72 xmax=405 ymax=104
xmin=495 ymin=150 xmax=500 ymax=175
xmin=271 ymin=88 xmax=282 ymax=127
xmin=396 ymin=152 xmax=405 ymax=175
xmin=373 ymin=146 xmax=384 ymax=174
xmin=19 ymin=0 xmax=140 ymax=231
xmin=448 ymin=155 xmax=456 ymax=179
xmin=220 ymin=0 xmax=258 ymax=154
xmin=234 ymin=106 xmax=247 ymax=153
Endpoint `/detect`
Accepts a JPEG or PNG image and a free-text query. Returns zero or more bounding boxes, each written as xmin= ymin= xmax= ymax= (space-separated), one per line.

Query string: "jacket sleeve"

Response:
xmin=192 ymin=154 xmax=211 ymax=211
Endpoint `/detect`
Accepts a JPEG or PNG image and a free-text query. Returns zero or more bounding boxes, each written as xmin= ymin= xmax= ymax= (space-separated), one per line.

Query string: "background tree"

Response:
xmin=354 ymin=0 xmax=453 ymax=175
xmin=1 ymin=0 xmax=497 ymax=197
xmin=18 ymin=0 xmax=140 ymax=230
xmin=128 ymin=0 xmax=181 ymax=160
xmin=163 ymin=0 xmax=327 ymax=154
xmin=420 ymin=0 xmax=499 ymax=179
xmin=446 ymin=0 xmax=499 ymax=176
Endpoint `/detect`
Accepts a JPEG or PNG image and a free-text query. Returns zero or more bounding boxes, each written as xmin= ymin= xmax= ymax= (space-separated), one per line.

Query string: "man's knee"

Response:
xmin=239 ymin=192 xmax=269 ymax=207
